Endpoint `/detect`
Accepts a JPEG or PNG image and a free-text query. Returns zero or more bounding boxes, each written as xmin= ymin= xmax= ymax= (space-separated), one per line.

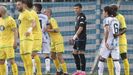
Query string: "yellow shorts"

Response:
xmin=0 ymin=47 xmax=15 ymax=59
xmin=120 ymin=45 xmax=127 ymax=54
xmin=32 ymin=39 xmax=42 ymax=52
xmin=51 ymin=41 xmax=64 ymax=53
xmin=20 ymin=40 xmax=33 ymax=54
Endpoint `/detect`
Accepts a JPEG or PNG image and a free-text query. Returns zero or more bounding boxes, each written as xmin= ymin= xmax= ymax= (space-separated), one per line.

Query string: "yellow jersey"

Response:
xmin=49 ymin=18 xmax=63 ymax=42
xmin=18 ymin=9 xmax=34 ymax=41
xmin=30 ymin=10 xmax=42 ymax=40
xmin=116 ymin=13 xmax=127 ymax=46
xmin=0 ymin=16 xmax=16 ymax=48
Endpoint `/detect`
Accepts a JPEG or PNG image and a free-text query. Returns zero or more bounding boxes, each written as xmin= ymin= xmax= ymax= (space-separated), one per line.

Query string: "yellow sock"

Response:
xmin=61 ymin=63 xmax=68 ymax=73
xmin=123 ymin=59 xmax=130 ymax=75
xmin=11 ymin=63 xmax=18 ymax=75
xmin=34 ymin=55 xmax=42 ymax=75
xmin=21 ymin=54 xmax=33 ymax=75
xmin=21 ymin=55 xmax=28 ymax=75
xmin=107 ymin=58 xmax=114 ymax=75
xmin=0 ymin=64 xmax=6 ymax=75
xmin=53 ymin=58 xmax=60 ymax=71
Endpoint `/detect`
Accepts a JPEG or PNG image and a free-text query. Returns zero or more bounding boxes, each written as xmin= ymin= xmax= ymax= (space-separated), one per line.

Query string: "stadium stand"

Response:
xmin=0 ymin=0 xmax=133 ymax=74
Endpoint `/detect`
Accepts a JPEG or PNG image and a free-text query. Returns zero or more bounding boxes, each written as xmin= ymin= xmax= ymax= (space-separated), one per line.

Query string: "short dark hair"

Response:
xmin=34 ymin=3 xmax=42 ymax=12
xmin=22 ymin=0 xmax=33 ymax=8
xmin=110 ymin=4 xmax=118 ymax=12
xmin=104 ymin=6 xmax=117 ymax=17
xmin=74 ymin=3 xmax=82 ymax=8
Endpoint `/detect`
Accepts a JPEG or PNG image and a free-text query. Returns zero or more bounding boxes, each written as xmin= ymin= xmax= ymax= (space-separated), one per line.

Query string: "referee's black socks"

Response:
xmin=79 ymin=54 xmax=86 ymax=71
xmin=72 ymin=54 xmax=80 ymax=70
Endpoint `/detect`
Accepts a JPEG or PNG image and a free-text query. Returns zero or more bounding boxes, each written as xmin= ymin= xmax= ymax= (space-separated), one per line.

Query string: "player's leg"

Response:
xmin=120 ymin=45 xmax=129 ymax=75
xmin=32 ymin=40 xmax=42 ymax=75
xmin=21 ymin=54 xmax=33 ymax=75
xmin=56 ymin=52 xmax=68 ymax=75
xmin=55 ymin=43 xmax=68 ymax=75
xmin=120 ymin=53 xmax=129 ymax=75
xmin=9 ymin=58 xmax=18 ymax=75
xmin=113 ymin=60 xmax=120 ymax=75
xmin=78 ymin=51 xmax=86 ymax=75
xmin=112 ymin=48 xmax=121 ymax=75
xmin=32 ymin=52 xmax=42 ymax=75
xmin=51 ymin=42 xmax=62 ymax=75
xmin=0 ymin=60 xmax=6 ymax=75
xmin=98 ymin=57 xmax=105 ymax=75
xmin=5 ymin=60 xmax=8 ymax=75
xmin=42 ymin=41 xmax=51 ymax=74
xmin=20 ymin=40 xmax=33 ymax=75
xmin=44 ymin=54 xmax=51 ymax=74
xmin=98 ymin=47 xmax=110 ymax=75
xmin=107 ymin=54 xmax=114 ymax=75
xmin=7 ymin=47 xmax=18 ymax=75
xmin=0 ymin=50 xmax=6 ymax=75
xmin=78 ymin=40 xmax=86 ymax=75
xmin=32 ymin=58 xmax=36 ymax=74
xmin=51 ymin=52 xmax=61 ymax=74
xmin=72 ymin=41 xmax=81 ymax=75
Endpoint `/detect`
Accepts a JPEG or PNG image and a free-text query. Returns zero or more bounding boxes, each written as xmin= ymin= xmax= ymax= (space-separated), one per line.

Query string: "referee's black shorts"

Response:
xmin=73 ymin=39 xmax=86 ymax=51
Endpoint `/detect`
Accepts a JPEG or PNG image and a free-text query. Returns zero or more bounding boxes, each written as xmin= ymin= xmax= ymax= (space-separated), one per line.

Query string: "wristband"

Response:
xmin=73 ymin=34 xmax=78 ymax=40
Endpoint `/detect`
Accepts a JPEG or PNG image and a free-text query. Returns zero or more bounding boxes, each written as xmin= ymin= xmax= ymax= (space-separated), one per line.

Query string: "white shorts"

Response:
xmin=38 ymin=33 xmax=51 ymax=54
xmin=99 ymin=46 xmax=120 ymax=60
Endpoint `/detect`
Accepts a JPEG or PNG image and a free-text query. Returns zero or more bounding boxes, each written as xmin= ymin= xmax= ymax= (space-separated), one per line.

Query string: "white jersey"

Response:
xmin=102 ymin=17 xmax=120 ymax=49
xmin=38 ymin=13 xmax=50 ymax=42
xmin=99 ymin=17 xmax=120 ymax=60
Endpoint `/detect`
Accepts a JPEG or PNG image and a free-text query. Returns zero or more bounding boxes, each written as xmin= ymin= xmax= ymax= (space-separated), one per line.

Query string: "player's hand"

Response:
xmin=72 ymin=34 xmax=78 ymax=40
xmin=105 ymin=43 xmax=113 ymax=50
xmin=25 ymin=32 xmax=31 ymax=37
xmin=69 ymin=39 xmax=75 ymax=45
xmin=113 ymin=33 xmax=120 ymax=38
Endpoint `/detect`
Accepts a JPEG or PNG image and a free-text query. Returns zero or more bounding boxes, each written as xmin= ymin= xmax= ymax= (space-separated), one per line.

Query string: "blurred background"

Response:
xmin=0 ymin=0 xmax=133 ymax=75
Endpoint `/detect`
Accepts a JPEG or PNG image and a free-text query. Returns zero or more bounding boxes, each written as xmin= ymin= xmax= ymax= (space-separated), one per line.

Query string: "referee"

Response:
xmin=71 ymin=3 xmax=87 ymax=75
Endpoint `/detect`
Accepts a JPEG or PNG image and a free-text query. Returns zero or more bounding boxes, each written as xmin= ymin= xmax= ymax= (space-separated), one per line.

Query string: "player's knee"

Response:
xmin=9 ymin=58 xmax=15 ymax=65
xmin=120 ymin=53 xmax=127 ymax=60
xmin=57 ymin=53 xmax=65 ymax=63
xmin=32 ymin=51 xmax=38 ymax=58
xmin=0 ymin=59 xmax=5 ymax=64
xmin=78 ymin=51 xmax=85 ymax=54
xmin=51 ymin=54 xmax=56 ymax=60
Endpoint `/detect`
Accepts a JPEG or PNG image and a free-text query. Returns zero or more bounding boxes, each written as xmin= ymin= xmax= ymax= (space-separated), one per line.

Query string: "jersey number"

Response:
xmin=113 ymin=23 xmax=119 ymax=34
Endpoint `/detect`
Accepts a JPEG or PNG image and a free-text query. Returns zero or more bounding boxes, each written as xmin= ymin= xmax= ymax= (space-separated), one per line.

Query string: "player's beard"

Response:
xmin=0 ymin=14 xmax=1 ymax=17
xmin=18 ymin=8 xmax=23 ymax=12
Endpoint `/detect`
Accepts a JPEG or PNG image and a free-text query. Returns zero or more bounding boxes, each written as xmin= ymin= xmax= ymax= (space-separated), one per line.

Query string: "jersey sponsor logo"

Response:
xmin=0 ymin=25 xmax=5 ymax=31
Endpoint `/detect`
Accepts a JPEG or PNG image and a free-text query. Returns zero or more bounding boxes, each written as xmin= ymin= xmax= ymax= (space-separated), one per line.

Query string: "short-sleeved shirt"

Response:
xmin=38 ymin=13 xmax=50 ymax=42
xmin=75 ymin=13 xmax=86 ymax=40
xmin=0 ymin=16 xmax=16 ymax=48
xmin=30 ymin=10 xmax=42 ymax=40
xmin=102 ymin=17 xmax=120 ymax=48
xmin=18 ymin=9 xmax=34 ymax=41
xmin=116 ymin=13 xmax=127 ymax=46
xmin=48 ymin=18 xmax=63 ymax=43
